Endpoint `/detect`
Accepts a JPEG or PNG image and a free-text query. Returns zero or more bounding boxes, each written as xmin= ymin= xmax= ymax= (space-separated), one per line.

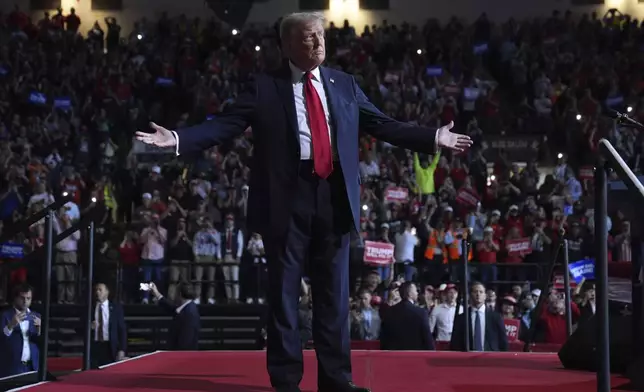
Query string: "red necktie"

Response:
xmin=304 ymin=72 xmax=333 ymax=179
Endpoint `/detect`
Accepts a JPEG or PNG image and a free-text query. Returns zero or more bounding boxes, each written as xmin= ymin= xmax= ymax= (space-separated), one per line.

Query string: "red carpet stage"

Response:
xmin=13 ymin=351 xmax=636 ymax=392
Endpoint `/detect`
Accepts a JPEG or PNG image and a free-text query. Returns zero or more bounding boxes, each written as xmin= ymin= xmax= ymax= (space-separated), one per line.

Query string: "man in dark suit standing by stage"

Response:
xmin=0 ymin=284 xmax=41 ymax=377
xmin=149 ymin=282 xmax=200 ymax=350
xmin=91 ymin=283 xmax=127 ymax=368
xmin=136 ymin=12 xmax=471 ymax=392
xmin=450 ymin=282 xmax=508 ymax=352
xmin=380 ymin=282 xmax=434 ymax=350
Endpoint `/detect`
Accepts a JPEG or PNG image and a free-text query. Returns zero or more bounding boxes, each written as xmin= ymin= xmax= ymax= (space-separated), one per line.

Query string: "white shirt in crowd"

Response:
xmin=95 ymin=300 xmax=110 ymax=341
xmin=471 ymin=305 xmax=486 ymax=351
xmin=429 ymin=302 xmax=464 ymax=342
xmin=140 ymin=226 xmax=167 ymax=260
xmin=394 ymin=229 xmax=418 ymax=263
xmin=247 ymin=238 xmax=264 ymax=256
xmin=219 ymin=228 xmax=244 ymax=259
xmin=247 ymin=237 xmax=265 ymax=264
xmin=192 ymin=229 xmax=219 ymax=257
xmin=3 ymin=308 xmax=32 ymax=362
xmin=359 ymin=160 xmax=380 ymax=179
xmin=53 ymin=216 xmax=81 ymax=252
xmin=28 ymin=192 xmax=55 ymax=208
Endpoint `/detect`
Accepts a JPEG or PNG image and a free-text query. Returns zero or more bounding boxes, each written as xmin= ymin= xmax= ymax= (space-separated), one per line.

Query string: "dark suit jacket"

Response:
xmin=159 ymin=298 xmax=200 ymax=350
xmin=380 ymin=301 xmax=434 ymax=350
xmin=450 ymin=307 xmax=509 ymax=352
xmin=577 ymin=302 xmax=595 ymax=325
xmin=0 ymin=308 xmax=41 ymax=377
xmin=92 ymin=302 xmax=127 ymax=359
xmin=176 ymin=63 xmax=438 ymax=240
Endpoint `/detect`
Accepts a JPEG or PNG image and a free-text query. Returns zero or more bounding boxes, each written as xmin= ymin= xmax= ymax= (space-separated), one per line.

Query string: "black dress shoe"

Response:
xmin=319 ymin=382 xmax=370 ymax=392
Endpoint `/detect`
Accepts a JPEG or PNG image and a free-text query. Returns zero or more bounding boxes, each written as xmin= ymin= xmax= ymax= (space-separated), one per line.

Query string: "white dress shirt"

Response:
xmin=3 ymin=308 xmax=32 ymax=362
xmin=471 ymin=305 xmax=486 ymax=351
xmin=94 ymin=300 xmax=110 ymax=341
xmin=288 ymin=63 xmax=336 ymax=160
xmin=428 ymin=303 xmax=463 ymax=342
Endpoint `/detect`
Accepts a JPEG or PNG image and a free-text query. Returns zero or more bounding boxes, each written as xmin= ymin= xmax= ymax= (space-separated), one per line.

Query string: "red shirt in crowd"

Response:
xmin=450 ymin=168 xmax=467 ymax=186
xmin=62 ymin=178 xmax=83 ymax=204
xmin=540 ymin=302 xmax=580 ymax=344
xmin=434 ymin=167 xmax=448 ymax=189
xmin=477 ymin=241 xmax=499 ymax=264
xmin=119 ymin=242 xmax=140 ymax=265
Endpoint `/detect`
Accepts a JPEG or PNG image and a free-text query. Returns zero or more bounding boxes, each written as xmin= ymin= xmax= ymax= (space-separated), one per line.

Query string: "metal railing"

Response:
xmin=0 ymin=201 xmax=102 ymax=387
xmin=594 ymin=139 xmax=644 ymax=392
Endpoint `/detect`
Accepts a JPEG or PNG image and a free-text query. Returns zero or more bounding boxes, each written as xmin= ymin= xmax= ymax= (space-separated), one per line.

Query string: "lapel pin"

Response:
xmin=330 ymin=78 xmax=335 ymax=84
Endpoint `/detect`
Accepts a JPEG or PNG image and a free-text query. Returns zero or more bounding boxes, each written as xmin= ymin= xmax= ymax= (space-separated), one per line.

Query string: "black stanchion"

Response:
xmin=37 ymin=210 xmax=56 ymax=382
xmin=461 ymin=232 xmax=470 ymax=352
xmin=594 ymin=163 xmax=610 ymax=392
xmin=562 ymin=239 xmax=573 ymax=338
xmin=83 ymin=221 xmax=96 ymax=371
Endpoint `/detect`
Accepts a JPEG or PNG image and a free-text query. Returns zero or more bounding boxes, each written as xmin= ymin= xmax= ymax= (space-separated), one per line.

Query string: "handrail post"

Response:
xmin=562 ymin=239 xmax=573 ymax=338
xmin=594 ymin=162 xmax=610 ymax=392
xmin=83 ymin=221 xmax=95 ymax=371
xmin=37 ymin=210 xmax=55 ymax=382
xmin=461 ymin=233 xmax=470 ymax=352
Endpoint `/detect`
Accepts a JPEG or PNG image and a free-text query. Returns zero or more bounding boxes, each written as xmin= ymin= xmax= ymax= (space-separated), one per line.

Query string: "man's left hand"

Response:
xmin=436 ymin=121 xmax=473 ymax=152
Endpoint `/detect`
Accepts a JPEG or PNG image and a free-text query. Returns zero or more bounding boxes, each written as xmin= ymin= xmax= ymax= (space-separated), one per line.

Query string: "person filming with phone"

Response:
xmin=146 ymin=281 xmax=200 ymax=350
xmin=0 ymin=284 xmax=41 ymax=377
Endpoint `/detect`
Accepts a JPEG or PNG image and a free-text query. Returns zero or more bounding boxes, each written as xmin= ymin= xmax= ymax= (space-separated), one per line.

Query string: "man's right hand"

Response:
xmin=9 ymin=312 xmax=27 ymax=329
xmin=149 ymin=282 xmax=161 ymax=298
xmin=135 ymin=122 xmax=177 ymax=148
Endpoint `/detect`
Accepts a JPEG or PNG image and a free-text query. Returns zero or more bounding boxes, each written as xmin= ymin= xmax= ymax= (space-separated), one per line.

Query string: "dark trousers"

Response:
xmin=265 ymin=161 xmax=352 ymax=390
xmin=91 ymin=341 xmax=115 ymax=368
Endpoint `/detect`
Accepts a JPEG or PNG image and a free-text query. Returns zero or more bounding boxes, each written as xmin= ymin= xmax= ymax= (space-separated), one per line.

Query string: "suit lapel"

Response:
xmin=273 ymin=63 xmax=299 ymax=145
xmin=318 ymin=66 xmax=341 ymax=134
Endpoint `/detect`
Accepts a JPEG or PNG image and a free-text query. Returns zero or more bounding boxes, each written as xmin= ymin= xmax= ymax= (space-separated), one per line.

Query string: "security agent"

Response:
xmin=91 ymin=283 xmax=127 ymax=368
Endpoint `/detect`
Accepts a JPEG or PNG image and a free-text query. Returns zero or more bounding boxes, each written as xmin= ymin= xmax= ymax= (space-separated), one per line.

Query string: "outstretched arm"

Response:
xmin=354 ymin=78 xmax=470 ymax=153
xmin=136 ymin=78 xmax=257 ymax=156
xmin=174 ymin=79 xmax=256 ymax=155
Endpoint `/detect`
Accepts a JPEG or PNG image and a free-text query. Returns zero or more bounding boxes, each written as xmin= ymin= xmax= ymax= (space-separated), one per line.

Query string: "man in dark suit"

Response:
xmin=380 ymin=282 xmax=434 ymax=350
xmin=91 ymin=283 xmax=127 ymax=368
xmin=149 ymin=282 xmax=200 ymax=350
xmin=0 ymin=284 xmax=41 ymax=377
xmin=450 ymin=282 xmax=508 ymax=352
xmin=136 ymin=12 xmax=471 ymax=392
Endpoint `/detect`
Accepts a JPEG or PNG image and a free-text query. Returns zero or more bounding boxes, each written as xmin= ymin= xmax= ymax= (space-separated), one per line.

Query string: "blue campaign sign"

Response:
xmin=0 ymin=243 xmax=24 ymax=259
xmin=568 ymin=258 xmax=595 ymax=283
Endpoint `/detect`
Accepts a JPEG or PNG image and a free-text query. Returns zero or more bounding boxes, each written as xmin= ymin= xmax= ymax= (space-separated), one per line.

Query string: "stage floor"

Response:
xmin=8 ymin=350 xmax=636 ymax=392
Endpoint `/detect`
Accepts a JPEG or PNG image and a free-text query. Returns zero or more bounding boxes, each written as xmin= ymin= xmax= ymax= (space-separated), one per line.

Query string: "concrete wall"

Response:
xmin=3 ymin=0 xmax=643 ymax=35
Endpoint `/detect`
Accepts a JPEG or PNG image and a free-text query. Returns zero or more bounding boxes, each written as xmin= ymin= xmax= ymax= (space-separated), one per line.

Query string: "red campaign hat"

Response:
xmin=503 ymin=296 xmax=518 ymax=305
xmin=226 ymin=214 xmax=234 ymax=220
xmin=445 ymin=283 xmax=458 ymax=291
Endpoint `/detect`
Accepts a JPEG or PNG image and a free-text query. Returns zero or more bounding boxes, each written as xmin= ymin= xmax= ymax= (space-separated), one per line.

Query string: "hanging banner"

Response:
xmin=482 ymin=135 xmax=541 ymax=163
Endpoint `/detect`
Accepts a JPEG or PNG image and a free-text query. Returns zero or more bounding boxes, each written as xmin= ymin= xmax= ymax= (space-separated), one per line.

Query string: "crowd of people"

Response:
xmin=0 ymin=5 xmax=637 ymax=348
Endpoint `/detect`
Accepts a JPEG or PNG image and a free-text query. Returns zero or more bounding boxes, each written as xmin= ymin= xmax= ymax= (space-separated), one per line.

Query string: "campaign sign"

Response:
xmin=456 ymin=188 xmax=479 ymax=208
xmin=506 ymin=238 xmax=532 ymax=256
xmin=384 ymin=187 xmax=409 ymax=203
xmin=363 ymin=241 xmax=395 ymax=266
xmin=568 ymin=258 xmax=595 ymax=283
xmin=0 ymin=243 xmax=24 ymax=259
xmin=553 ymin=275 xmax=577 ymax=289
xmin=504 ymin=319 xmax=521 ymax=342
